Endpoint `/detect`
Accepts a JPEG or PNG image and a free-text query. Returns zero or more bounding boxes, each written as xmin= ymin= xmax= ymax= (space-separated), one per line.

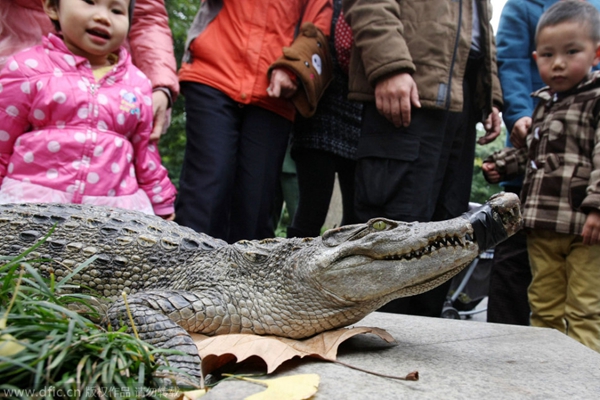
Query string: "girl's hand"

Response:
xmin=582 ymin=210 xmax=600 ymax=245
xmin=159 ymin=213 xmax=175 ymax=221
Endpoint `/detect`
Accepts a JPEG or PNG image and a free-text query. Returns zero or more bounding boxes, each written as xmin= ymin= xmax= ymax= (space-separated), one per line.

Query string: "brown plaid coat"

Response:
xmin=487 ymin=71 xmax=600 ymax=236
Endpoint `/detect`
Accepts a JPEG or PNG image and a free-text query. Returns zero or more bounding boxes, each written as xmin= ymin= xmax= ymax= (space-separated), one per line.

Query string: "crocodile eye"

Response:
xmin=372 ymin=220 xmax=387 ymax=231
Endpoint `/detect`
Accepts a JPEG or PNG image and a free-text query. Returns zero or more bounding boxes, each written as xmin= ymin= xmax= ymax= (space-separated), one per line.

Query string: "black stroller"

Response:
xmin=441 ymin=248 xmax=494 ymax=319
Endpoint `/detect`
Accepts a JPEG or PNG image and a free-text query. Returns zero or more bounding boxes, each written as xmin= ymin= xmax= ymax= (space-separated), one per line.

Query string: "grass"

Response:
xmin=0 ymin=233 xmax=191 ymax=399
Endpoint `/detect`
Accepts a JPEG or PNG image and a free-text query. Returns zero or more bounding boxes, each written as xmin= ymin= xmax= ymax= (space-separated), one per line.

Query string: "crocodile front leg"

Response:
xmin=106 ymin=291 xmax=204 ymax=383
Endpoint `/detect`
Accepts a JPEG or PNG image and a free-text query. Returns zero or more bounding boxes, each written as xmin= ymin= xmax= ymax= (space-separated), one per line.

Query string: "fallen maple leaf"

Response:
xmin=190 ymin=326 xmax=395 ymax=376
xmin=223 ymin=373 xmax=320 ymax=400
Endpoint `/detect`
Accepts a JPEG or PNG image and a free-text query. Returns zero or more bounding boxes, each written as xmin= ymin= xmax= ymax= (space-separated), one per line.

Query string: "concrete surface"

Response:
xmin=203 ymin=311 xmax=600 ymax=399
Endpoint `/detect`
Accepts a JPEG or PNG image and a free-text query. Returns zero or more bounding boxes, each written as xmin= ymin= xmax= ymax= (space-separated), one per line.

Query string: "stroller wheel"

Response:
xmin=441 ymin=300 xmax=461 ymax=319
xmin=441 ymin=307 xmax=460 ymax=319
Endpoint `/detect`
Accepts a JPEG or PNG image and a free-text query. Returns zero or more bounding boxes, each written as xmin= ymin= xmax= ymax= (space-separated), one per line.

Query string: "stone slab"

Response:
xmin=203 ymin=311 xmax=600 ymax=399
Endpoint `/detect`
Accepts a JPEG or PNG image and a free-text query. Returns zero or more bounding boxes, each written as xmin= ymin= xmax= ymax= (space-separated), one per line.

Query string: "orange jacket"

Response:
xmin=179 ymin=0 xmax=332 ymax=121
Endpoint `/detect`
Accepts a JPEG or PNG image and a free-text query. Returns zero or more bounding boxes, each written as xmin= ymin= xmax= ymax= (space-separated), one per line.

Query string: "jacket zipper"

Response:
xmin=73 ymin=77 xmax=101 ymax=203
xmin=90 ymin=83 xmax=99 ymax=96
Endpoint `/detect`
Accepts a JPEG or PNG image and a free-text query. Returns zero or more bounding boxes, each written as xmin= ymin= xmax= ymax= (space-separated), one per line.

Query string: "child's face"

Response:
xmin=534 ymin=21 xmax=600 ymax=93
xmin=44 ymin=0 xmax=130 ymax=68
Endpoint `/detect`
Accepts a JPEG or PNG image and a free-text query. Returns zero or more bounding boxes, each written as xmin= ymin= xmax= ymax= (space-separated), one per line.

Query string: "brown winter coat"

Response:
xmin=342 ymin=0 xmax=502 ymax=117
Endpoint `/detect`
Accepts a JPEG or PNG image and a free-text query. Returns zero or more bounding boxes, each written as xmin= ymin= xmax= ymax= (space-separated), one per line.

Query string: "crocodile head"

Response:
xmin=283 ymin=192 xmax=522 ymax=327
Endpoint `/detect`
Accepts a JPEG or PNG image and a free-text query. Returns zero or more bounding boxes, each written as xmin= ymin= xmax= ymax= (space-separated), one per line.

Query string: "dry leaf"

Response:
xmin=224 ymin=373 xmax=319 ymax=400
xmin=191 ymin=326 xmax=395 ymax=376
xmin=1 ymin=272 xmax=27 ymax=358
xmin=0 ymin=317 xmax=26 ymax=357
xmin=0 ymin=333 xmax=26 ymax=357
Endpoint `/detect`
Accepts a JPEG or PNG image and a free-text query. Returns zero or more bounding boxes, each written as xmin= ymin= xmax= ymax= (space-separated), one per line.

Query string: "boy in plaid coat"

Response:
xmin=483 ymin=1 xmax=600 ymax=352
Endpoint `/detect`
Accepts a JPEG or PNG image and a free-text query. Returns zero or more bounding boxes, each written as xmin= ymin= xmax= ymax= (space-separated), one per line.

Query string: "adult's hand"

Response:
xmin=477 ymin=106 xmax=502 ymax=145
xmin=150 ymin=90 xmax=171 ymax=141
xmin=267 ymin=68 xmax=298 ymax=99
xmin=374 ymin=72 xmax=420 ymax=127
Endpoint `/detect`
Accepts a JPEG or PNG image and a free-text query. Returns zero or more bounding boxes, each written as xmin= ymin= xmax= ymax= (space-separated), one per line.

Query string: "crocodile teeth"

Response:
xmin=374 ymin=233 xmax=472 ymax=262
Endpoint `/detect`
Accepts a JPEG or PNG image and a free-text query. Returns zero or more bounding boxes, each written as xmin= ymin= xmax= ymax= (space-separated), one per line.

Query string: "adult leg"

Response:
xmin=429 ymin=120 xmax=476 ymax=221
xmin=280 ymin=146 xmax=299 ymax=225
xmin=527 ymin=229 xmax=568 ymax=333
xmin=487 ymin=228 xmax=532 ymax=325
xmin=421 ymin=55 xmax=479 ymax=317
xmin=564 ymin=237 xmax=600 ymax=352
xmin=175 ymin=83 xmax=240 ymax=240
xmin=272 ymin=145 xmax=299 ymax=232
xmin=228 ymin=105 xmax=291 ymax=243
xmin=417 ymin=109 xmax=476 ymax=317
xmin=335 ymin=155 xmax=358 ymax=226
xmin=288 ymin=148 xmax=337 ymax=238
xmin=431 ymin=56 xmax=478 ymax=222
xmin=406 ymin=115 xmax=475 ymax=316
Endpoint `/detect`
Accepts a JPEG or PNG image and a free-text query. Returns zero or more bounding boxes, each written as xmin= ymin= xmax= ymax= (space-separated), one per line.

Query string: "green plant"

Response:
xmin=471 ymin=124 xmax=507 ymax=205
xmin=0 ymin=235 xmax=189 ymax=399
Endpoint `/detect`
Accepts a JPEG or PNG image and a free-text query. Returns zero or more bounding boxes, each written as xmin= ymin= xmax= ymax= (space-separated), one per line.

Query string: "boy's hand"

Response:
xmin=510 ymin=116 xmax=531 ymax=149
xmin=267 ymin=68 xmax=298 ymax=99
xmin=582 ymin=210 xmax=600 ymax=245
xmin=482 ymin=161 xmax=501 ymax=183
xmin=374 ymin=72 xmax=421 ymax=128
xmin=477 ymin=107 xmax=502 ymax=144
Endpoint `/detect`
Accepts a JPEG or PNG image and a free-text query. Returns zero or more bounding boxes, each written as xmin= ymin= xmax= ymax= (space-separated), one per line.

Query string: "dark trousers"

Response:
xmin=175 ymin=82 xmax=291 ymax=243
xmin=355 ymin=59 xmax=479 ymax=317
xmin=487 ymin=187 xmax=532 ymax=325
xmin=287 ymin=148 xmax=357 ymax=238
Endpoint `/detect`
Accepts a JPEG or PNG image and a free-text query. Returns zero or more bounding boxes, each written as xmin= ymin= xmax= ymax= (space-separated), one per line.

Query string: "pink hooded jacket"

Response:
xmin=0 ymin=0 xmax=179 ymax=99
xmin=0 ymin=35 xmax=176 ymax=215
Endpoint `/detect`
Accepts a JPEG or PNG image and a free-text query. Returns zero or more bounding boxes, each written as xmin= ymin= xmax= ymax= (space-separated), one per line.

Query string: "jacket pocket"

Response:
xmin=356 ymin=132 xmax=420 ymax=161
xmin=356 ymin=104 xmax=420 ymax=161
xmin=569 ymin=164 xmax=591 ymax=210
xmin=547 ymin=118 xmax=565 ymax=142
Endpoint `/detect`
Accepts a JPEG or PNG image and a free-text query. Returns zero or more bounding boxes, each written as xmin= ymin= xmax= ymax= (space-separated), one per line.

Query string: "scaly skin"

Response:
xmin=0 ymin=192 xmax=522 ymax=379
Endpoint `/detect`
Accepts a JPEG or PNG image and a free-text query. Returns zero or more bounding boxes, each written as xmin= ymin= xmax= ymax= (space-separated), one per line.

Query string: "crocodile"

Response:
xmin=0 ymin=192 xmax=521 ymax=379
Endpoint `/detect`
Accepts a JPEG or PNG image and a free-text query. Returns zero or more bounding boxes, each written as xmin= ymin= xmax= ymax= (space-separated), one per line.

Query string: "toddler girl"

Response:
xmin=0 ymin=0 xmax=176 ymax=218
